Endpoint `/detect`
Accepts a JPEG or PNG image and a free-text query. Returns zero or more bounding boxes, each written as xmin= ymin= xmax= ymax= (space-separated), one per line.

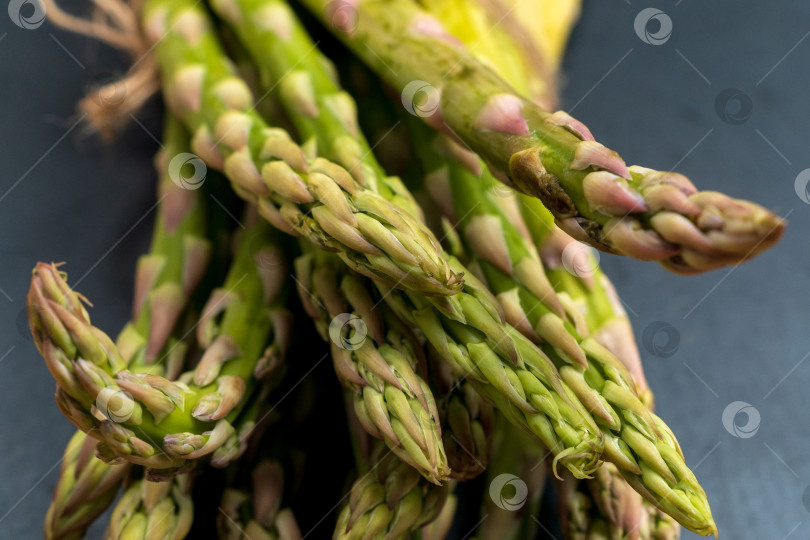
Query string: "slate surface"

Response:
xmin=2 ymin=1 xmax=809 ymax=538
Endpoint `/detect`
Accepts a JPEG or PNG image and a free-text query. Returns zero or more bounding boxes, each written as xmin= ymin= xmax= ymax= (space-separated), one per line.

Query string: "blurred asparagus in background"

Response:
xmin=478 ymin=414 xmax=549 ymax=540
xmin=106 ymin=475 xmax=193 ymax=539
xmin=334 ymin=406 xmax=450 ymax=540
xmin=46 ymin=431 xmax=132 ymax=540
xmin=218 ymin=460 xmax=302 ymax=540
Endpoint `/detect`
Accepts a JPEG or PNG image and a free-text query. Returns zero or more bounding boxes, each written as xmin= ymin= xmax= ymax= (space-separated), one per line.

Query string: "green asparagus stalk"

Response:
xmin=28 ymin=217 xmax=290 ymax=471
xmin=429 ymin=9 xmax=671 ymax=536
xmin=140 ymin=0 xmax=461 ymax=296
xmin=376 ymin=262 xmax=603 ymax=478
xmin=301 ymin=0 xmax=785 ymax=274
xmin=421 ymin=0 xmax=652 ymax=407
xmin=209 ymin=0 xmax=424 ymax=221
xmin=294 ymin=248 xmax=449 ymax=484
xmin=436 ymin=148 xmax=713 ymax=535
xmin=334 ymin=439 xmax=449 ymax=539
xmin=45 ymin=431 xmax=132 ymax=540
xmin=117 ymin=116 xmax=212 ymax=378
xmin=515 ymin=194 xmax=653 ymax=407
xmin=478 ymin=413 xmax=548 ymax=540
xmin=558 ymin=465 xmax=680 ymax=540
xmin=217 ymin=460 xmax=302 ymax=540
xmin=45 ymin=115 xmax=213 ymax=540
xmin=106 ymin=475 xmax=193 ymax=539
xmin=558 ymin=470 xmax=610 ymax=540
xmin=488 ymin=132 xmax=670 ymax=540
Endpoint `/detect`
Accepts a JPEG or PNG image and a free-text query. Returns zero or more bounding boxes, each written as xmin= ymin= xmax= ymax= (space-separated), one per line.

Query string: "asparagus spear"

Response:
xmin=27 ymin=217 xmax=290 ymax=470
xmin=515 ymin=194 xmax=654 ymax=407
xmin=334 ymin=438 xmax=449 ymax=540
xmin=45 ymin=431 xmax=132 ymax=540
xmin=294 ymin=249 xmax=450 ymax=484
xmin=106 ymin=476 xmax=193 ymax=539
xmin=140 ymin=0 xmax=461 ymax=296
xmin=118 ymin=116 xmax=213 ymax=377
xmin=376 ymin=262 xmax=604 ymax=479
xmin=45 ymin=115 xmax=213 ymax=540
xmin=421 ymin=0 xmax=651 ymax=405
xmin=558 ymin=464 xmax=680 ymax=540
xmin=436 ymin=149 xmax=713 ymax=535
xmin=218 ymin=460 xmax=302 ymax=540
xmin=210 ymin=0 xmax=425 ymax=222
xmin=423 ymin=8 xmax=671 ymax=536
xmin=300 ymin=0 xmax=785 ymax=274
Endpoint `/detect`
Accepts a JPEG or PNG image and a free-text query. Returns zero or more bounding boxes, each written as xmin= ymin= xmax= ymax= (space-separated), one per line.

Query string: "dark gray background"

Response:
xmin=1 ymin=1 xmax=809 ymax=539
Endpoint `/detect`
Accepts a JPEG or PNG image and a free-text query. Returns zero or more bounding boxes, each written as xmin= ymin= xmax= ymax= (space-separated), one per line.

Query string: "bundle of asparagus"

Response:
xmin=26 ymin=0 xmax=786 ymax=537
